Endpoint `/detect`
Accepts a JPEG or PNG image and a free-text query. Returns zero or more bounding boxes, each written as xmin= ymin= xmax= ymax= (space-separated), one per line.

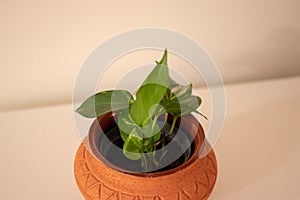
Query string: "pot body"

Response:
xmin=74 ymin=113 xmax=217 ymax=200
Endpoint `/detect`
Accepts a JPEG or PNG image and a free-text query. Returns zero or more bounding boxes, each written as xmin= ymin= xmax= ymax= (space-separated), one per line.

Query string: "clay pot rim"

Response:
xmin=88 ymin=112 xmax=205 ymax=178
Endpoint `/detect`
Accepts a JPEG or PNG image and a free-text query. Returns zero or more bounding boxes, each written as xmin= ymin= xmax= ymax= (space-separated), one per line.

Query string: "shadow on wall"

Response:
xmin=221 ymin=27 xmax=300 ymax=84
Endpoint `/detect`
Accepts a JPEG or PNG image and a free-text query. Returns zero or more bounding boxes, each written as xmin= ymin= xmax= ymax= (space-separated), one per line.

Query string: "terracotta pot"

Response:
xmin=74 ymin=112 xmax=217 ymax=200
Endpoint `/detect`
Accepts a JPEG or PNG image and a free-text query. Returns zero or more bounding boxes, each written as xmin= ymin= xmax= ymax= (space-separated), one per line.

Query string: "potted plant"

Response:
xmin=74 ymin=50 xmax=217 ymax=200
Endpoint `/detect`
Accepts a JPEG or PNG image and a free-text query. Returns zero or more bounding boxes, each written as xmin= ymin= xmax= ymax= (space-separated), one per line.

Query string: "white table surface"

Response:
xmin=0 ymin=76 xmax=299 ymax=200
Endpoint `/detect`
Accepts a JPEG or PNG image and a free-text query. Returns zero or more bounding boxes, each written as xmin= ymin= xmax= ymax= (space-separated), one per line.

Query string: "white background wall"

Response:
xmin=1 ymin=0 xmax=299 ymax=110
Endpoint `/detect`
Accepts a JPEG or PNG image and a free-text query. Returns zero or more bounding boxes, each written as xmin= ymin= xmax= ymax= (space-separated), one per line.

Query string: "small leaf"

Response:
xmin=120 ymin=129 xmax=129 ymax=141
xmin=129 ymin=131 xmax=143 ymax=149
xmin=76 ymin=90 xmax=133 ymax=118
xmin=118 ymin=107 xmax=161 ymax=145
xmin=118 ymin=109 xmax=142 ymax=141
xmin=143 ymin=120 xmax=161 ymax=138
xmin=143 ymin=139 xmax=151 ymax=146
xmin=143 ymin=117 xmax=161 ymax=148
xmin=153 ymin=131 xmax=161 ymax=142
xmin=148 ymin=104 xmax=166 ymax=119
xmin=123 ymin=134 xmax=143 ymax=160
xmin=161 ymin=96 xmax=202 ymax=116
xmin=170 ymin=84 xmax=192 ymax=100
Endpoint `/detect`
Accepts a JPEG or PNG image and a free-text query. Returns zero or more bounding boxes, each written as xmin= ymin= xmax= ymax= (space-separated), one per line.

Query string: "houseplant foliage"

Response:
xmin=76 ymin=50 xmax=206 ymax=172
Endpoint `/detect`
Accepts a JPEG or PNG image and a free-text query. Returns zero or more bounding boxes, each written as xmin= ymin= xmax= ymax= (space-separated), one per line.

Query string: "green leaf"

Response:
xmin=76 ymin=90 xmax=133 ymax=118
xmin=120 ymin=129 xmax=129 ymax=142
xmin=170 ymin=84 xmax=192 ymax=101
xmin=123 ymin=134 xmax=143 ymax=160
xmin=143 ymin=120 xmax=161 ymax=139
xmin=161 ymin=96 xmax=202 ymax=116
xmin=162 ymin=78 xmax=182 ymax=103
xmin=118 ymin=109 xmax=161 ymax=142
xmin=142 ymin=116 xmax=161 ymax=153
xmin=148 ymin=104 xmax=166 ymax=119
xmin=129 ymin=130 xmax=143 ymax=148
xmin=130 ymin=51 xmax=169 ymax=126
xmin=158 ymin=49 xmax=168 ymax=65
xmin=118 ymin=109 xmax=142 ymax=141
xmin=153 ymin=130 xmax=161 ymax=142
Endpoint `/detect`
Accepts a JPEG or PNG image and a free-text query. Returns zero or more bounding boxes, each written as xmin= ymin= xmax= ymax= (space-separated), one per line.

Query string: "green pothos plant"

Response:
xmin=76 ymin=50 xmax=206 ymax=171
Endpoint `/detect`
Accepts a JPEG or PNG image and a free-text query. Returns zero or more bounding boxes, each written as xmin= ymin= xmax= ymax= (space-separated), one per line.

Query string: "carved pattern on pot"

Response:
xmin=74 ymin=144 xmax=217 ymax=200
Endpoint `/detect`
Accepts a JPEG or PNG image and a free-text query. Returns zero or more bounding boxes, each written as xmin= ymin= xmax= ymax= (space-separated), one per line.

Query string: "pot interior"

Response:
xmin=97 ymin=119 xmax=195 ymax=173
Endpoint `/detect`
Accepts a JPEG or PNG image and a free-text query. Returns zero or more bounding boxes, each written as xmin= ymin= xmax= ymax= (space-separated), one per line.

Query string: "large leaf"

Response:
xmin=130 ymin=84 xmax=168 ymax=126
xmin=130 ymin=50 xmax=169 ymax=126
xmin=76 ymin=90 xmax=133 ymax=118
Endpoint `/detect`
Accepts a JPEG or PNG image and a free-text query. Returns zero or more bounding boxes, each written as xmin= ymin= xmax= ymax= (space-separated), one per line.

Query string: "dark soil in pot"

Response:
xmin=97 ymin=118 xmax=195 ymax=173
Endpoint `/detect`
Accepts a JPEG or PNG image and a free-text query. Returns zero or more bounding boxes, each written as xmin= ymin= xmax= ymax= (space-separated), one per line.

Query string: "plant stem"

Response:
xmin=152 ymin=114 xmax=159 ymax=131
xmin=151 ymin=152 xmax=159 ymax=167
xmin=161 ymin=113 xmax=168 ymax=151
xmin=168 ymin=116 xmax=178 ymax=136
xmin=141 ymin=154 xmax=148 ymax=172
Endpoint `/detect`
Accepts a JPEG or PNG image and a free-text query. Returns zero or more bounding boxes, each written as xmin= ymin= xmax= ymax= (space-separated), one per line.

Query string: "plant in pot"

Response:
xmin=74 ymin=50 xmax=217 ymax=200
